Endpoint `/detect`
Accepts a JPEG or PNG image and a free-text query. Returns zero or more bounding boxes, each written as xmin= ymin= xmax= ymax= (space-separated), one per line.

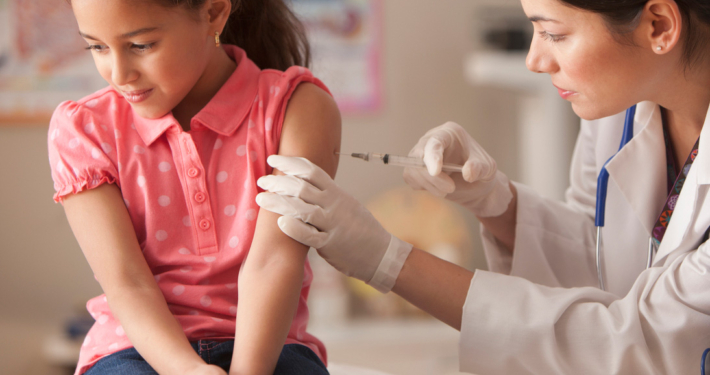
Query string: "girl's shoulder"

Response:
xmin=51 ymin=86 xmax=132 ymax=133
xmin=256 ymin=65 xmax=328 ymax=94
xmin=253 ymin=66 xmax=332 ymax=115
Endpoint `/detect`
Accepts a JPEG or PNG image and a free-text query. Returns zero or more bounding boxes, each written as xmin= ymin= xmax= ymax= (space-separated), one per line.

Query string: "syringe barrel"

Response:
xmin=382 ymin=154 xmax=427 ymax=169
xmin=386 ymin=155 xmax=464 ymax=173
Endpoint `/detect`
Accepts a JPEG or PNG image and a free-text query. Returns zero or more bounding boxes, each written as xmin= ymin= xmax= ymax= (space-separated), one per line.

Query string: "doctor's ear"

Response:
xmin=638 ymin=0 xmax=683 ymax=55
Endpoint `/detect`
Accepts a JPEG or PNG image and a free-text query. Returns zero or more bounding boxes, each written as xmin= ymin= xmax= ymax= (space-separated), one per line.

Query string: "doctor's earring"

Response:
xmin=215 ymin=32 xmax=221 ymax=48
xmin=656 ymin=45 xmax=663 ymax=51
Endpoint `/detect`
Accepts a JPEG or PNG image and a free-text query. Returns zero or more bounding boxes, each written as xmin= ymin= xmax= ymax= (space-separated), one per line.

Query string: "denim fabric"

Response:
xmin=83 ymin=341 xmax=328 ymax=375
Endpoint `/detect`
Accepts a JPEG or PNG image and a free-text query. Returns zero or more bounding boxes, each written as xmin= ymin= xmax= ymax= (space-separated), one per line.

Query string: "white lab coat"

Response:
xmin=460 ymin=101 xmax=710 ymax=374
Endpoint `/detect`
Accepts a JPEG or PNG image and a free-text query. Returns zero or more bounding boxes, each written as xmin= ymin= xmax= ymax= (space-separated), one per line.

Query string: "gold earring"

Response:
xmin=215 ymin=31 xmax=221 ymax=48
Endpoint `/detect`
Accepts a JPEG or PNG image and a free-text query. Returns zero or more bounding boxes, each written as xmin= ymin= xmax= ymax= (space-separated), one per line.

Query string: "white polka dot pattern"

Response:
xmin=236 ymin=145 xmax=247 ymax=156
xmin=47 ymin=53 xmax=326 ymax=371
xmin=245 ymin=209 xmax=257 ymax=221
xmin=158 ymin=196 xmax=171 ymax=207
xmin=156 ymin=230 xmax=168 ymax=241
xmin=224 ymin=205 xmax=236 ymax=216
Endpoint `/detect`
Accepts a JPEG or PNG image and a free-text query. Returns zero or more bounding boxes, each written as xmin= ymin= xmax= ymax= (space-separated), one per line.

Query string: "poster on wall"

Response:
xmin=0 ymin=0 xmax=383 ymax=125
xmin=0 ymin=0 xmax=105 ymax=125
xmin=292 ymin=0 xmax=383 ymax=114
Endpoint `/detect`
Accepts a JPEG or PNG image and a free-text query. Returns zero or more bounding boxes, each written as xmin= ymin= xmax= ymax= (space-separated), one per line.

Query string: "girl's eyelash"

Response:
xmin=84 ymin=43 xmax=155 ymax=52
xmin=85 ymin=45 xmax=107 ymax=52
xmin=539 ymin=31 xmax=565 ymax=43
xmin=132 ymin=43 xmax=154 ymax=51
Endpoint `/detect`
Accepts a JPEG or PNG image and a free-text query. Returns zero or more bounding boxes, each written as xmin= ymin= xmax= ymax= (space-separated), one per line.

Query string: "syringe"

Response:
xmin=337 ymin=152 xmax=463 ymax=173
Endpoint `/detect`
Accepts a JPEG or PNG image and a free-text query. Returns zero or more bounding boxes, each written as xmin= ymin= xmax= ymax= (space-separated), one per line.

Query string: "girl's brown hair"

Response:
xmin=158 ymin=0 xmax=311 ymax=71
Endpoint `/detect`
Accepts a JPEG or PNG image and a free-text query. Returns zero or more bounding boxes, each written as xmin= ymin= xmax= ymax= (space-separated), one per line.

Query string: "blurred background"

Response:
xmin=0 ymin=0 xmax=579 ymax=374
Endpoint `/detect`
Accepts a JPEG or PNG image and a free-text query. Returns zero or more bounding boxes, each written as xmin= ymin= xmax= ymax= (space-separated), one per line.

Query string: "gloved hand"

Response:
xmin=255 ymin=155 xmax=413 ymax=293
xmin=404 ymin=122 xmax=513 ymax=217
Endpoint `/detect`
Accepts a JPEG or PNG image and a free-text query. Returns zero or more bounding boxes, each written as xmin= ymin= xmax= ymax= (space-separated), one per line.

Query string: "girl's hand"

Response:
xmin=187 ymin=364 xmax=228 ymax=375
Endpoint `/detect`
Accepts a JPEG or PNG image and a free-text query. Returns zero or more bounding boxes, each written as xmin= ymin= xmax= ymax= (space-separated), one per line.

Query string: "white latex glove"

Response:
xmin=255 ymin=155 xmax=413 ymax=293
xmin=403 ymin=121 xmax=513 ymax=217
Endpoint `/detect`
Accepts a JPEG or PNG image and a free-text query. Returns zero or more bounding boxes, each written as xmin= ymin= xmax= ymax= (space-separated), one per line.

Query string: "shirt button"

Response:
xmin=195 ymin=192 xmax=206 ymax=203
xmin=188 ymin=168 xmax=200 ymax=178
xmin=199 ymin=219 xmax=211 ymax=230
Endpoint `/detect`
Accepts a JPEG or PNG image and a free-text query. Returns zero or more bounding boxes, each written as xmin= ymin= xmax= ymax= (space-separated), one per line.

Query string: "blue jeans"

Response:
xmin=83 ymin=341 xmax=328 ymax=375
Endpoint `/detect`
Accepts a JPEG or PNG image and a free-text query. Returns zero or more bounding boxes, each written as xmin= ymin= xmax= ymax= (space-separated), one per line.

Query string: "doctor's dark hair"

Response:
xmin=155 ymin=0 xmax=310 ymax=71
xmin=558 ymin=0 xmax=710 ymax=65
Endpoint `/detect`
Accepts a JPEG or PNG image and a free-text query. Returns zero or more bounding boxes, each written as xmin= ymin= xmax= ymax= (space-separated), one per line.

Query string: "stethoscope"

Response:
xmin=594 ymin=105 xmax=639 ymax=292
xmin=593 ymin=105 xmax=710 ymax=374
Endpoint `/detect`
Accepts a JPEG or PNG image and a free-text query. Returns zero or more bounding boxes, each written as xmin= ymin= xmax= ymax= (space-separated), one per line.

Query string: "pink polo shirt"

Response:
xmin=47 ymin=45 xmax=328 ymax=375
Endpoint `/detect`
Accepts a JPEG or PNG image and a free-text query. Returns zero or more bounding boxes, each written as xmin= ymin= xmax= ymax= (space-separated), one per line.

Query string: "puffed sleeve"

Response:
xmin=480 ymin=119 xmax=598 ymax=288
xmin=48 ymin=100 xmax=119 ymax=203
xmin=262 ymin=66 xmax=332 ymax=158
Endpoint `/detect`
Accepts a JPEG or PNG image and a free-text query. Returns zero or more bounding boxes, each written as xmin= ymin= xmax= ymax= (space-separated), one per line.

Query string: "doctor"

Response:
xmin=256 ymin=0 xmax=710 ymax=373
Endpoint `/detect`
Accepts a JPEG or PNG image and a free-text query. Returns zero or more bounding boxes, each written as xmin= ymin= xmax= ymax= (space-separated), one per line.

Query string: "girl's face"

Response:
xmin=521 ymin=0 xmax=656 ymax=120
xmin=72 ymin=0 xmax=214 ymax=119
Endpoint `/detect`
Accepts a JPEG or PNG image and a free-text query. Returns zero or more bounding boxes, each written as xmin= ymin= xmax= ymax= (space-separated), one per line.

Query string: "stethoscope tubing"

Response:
xmin=592 ymin=105 xmax=709 ymax=375
xmin=594 ymin=105 xmax=637 ymax=291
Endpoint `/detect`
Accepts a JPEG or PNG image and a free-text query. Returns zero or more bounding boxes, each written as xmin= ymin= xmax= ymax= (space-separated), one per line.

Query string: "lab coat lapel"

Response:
xmin=652 ymin=107 xmax=710 ymax=265
xmin=605 ymin=102 xmax=667 ymax=236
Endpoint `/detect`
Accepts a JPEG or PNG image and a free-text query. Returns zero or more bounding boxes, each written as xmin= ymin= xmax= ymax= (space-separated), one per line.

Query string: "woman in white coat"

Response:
xmin=256 ymin=0 xmax=710 ymax=373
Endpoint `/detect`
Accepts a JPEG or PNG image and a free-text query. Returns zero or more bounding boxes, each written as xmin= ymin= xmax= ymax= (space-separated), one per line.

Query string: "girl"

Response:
xmin=256 ymin=0 xmax=710 ymax=373
xmin=48 ymin=0 xmax=340 ymax=374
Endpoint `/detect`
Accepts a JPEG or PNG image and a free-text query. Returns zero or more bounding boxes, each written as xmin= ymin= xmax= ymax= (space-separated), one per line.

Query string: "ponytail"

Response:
xmin=222 ymin=0 xmax=311 ymax=71
xmin=151 ymin=0 xmax=311 ymax=71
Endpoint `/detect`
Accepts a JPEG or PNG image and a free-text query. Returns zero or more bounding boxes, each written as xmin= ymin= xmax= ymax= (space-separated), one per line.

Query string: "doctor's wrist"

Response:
xmin=367 ymin=235 xmax=414 ymax=293
xmin=454 ymin=171 xmax=513 ymax=218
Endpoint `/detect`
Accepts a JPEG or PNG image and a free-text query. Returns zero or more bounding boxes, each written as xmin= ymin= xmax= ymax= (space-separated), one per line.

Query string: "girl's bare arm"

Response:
xmin=230 ymin=83 xmax=341 ymax=375
xmin=63 ymin=185 xmax=220 ymax=375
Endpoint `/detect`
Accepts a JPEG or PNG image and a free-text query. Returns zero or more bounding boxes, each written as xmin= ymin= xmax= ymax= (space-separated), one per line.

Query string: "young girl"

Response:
xmin=47 ymin=0 xmax=340 ymax=374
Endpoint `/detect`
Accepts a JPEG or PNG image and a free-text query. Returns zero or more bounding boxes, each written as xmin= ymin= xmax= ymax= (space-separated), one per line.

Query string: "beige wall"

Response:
xmin=0 ymin=0 xmax=570 ymax=373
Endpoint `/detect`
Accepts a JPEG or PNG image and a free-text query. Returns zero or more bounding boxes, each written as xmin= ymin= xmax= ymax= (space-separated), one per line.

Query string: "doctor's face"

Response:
xmin=521 ymin=0 xmax=653 ymax=120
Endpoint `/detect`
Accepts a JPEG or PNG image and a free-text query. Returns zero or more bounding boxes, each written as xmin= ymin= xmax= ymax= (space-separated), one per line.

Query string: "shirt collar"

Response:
xmin=133 ymin=45 xmax=260 ymax=146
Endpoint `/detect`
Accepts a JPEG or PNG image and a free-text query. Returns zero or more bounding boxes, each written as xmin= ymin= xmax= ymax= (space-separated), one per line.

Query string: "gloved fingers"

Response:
xmin=255 ymin=192 xmax=328 ymax=229
xmin=403 ymin=168 xmax=454 ymax=197
xmin=257 ymin=175 xmax=321 ymax=204
xmin=462 ymin=157 xmax=497 ymax=183
xmin=277 ymin=216 xmax=328 ymax=249
xmin=423 ymin=137 xmax=447 ymax=176
xmin=266 ymin=155 xmax=333 ymax=191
